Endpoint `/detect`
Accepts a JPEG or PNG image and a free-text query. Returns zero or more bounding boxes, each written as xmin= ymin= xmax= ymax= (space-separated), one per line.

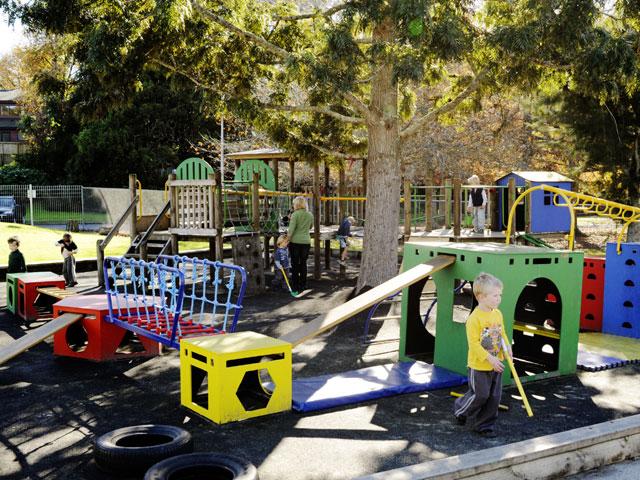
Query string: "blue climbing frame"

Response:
xmin=104 ymin=256 xmax=247 ymax=349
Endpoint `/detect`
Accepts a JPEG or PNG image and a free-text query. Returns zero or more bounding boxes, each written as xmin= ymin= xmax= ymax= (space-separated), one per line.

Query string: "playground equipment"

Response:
xmin=603 ymin=242 xmax=640 ymax=339
xmin=497 ymin=171 xmax=574 ymax=233
xmin=580 ymin=257 xmax=606 ymax=332
xmin=180 ymin=331 xmax=292 ymax=424
xmin=178 ymin=256 xmax=455 ymax=422
xmin=53 ymin=295 xmax=161 ymax=361
xmin=6 ymin=271 xmax=55 ymax=315
xmin=505 ymin=184 xmax=640 ymax=253
xmin=400 ymin=242 xmax=583 ymax=383
xmin=104 ymin=256 xmax=247 ymax=349
xmin=0 ymin=312 xmax=84 ymax=366
xmin=16 ymin=272 xmax=66 ymax=321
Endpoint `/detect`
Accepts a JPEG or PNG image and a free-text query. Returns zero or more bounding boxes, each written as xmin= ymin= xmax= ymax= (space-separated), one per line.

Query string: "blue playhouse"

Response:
xmin=497 ymin=171 xmax=574 ymax=233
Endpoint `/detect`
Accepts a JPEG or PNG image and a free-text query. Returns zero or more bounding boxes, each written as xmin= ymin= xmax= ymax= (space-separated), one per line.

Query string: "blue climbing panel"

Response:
xmin=104 ymin=256 xmax=247 ymax=348
xmin=602 ymin=243 xmax=640 ymax=338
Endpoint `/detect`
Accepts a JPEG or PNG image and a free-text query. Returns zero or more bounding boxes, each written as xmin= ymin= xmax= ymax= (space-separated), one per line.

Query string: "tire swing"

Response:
xmin=144 ymin=453 xmax=259 ymax=480
xmin=94 ymin=424 xmax=193 ymax=474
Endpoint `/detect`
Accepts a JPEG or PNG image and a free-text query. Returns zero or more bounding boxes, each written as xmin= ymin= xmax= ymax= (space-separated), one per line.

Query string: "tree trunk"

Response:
xmin=357 ymin=19 xmax=400 ymax=291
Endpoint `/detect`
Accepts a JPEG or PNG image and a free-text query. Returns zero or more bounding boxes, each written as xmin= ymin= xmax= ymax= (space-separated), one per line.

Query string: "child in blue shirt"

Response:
xmin=272 ymin=235 xmax=291 ymax=290
xmin=337 ymin=216 xmax=356 ymax=266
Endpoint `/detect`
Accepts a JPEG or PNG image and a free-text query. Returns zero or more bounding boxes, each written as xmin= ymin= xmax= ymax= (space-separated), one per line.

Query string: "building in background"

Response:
xmin=0 ymin=89 xmax=28 ymax=165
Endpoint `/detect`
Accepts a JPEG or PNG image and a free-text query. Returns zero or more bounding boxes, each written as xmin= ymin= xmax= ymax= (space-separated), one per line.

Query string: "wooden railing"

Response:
xmin=168 ymin=176 xmax=216 ymax=236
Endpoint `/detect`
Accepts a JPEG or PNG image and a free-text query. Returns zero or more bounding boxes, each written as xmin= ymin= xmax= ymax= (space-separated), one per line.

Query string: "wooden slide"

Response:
xmin=279 ymin=255 xmax=455 ymax=346
xmin=0 ymin=313 xmax=84 ymax=366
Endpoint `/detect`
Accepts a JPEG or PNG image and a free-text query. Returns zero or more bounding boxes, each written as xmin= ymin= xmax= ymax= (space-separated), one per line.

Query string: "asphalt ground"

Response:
xmin=1 ymin=266 xmax=640 ymax=479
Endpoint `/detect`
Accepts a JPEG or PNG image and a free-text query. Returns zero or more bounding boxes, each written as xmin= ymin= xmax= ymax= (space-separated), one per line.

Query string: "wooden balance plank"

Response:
xmin=0 ymin=313 xmax=84 ymax=366
xmin=36 ymin=287 xmax=77 ymax=300
xmin=279 ymin=255 xmax=455 ymax=347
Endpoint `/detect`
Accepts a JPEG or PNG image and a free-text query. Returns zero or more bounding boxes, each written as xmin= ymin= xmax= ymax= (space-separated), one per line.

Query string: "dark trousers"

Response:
xmin=62 ymin=256 xmax=76 ymax=285
xmin=454 ymin=368 xmax=502 ymax=432
xmin=289 ymin=242 xmax=310 ymax=291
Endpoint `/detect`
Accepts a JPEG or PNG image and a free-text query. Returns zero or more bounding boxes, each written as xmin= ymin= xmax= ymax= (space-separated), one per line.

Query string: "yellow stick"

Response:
xmin=280 ymin=266 xmax=296 ymax=296
xmin=501 ymin=338 xmax=534 ymax=417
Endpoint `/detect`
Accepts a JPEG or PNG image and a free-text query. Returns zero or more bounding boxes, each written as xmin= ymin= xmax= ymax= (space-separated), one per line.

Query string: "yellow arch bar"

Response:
xmin=505 ymin=185 xmax=640 ymax=253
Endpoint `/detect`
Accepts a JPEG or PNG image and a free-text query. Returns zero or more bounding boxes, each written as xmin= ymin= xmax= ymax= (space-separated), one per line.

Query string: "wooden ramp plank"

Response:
xmin=279 ymin=255 xmax=455 ymax=347
xmin=36 ymin=287 xmax=77 ymax=300
xmin=0 ymin=313 xmax=84 ymax=366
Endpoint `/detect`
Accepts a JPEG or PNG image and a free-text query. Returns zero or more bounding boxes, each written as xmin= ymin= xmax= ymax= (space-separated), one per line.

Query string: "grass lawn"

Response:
xmin=0 ymin=223 xmax=210 ymax=266
xmin=25 ymin=208 xmax=109 ymax=224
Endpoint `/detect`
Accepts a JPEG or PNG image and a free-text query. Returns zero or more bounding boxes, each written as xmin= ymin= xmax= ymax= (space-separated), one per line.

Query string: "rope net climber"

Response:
xmin=104 ymin=256 xmax=247 ymax=348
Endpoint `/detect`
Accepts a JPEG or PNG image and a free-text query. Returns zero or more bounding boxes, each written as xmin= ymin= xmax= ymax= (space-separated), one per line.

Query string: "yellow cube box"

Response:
xmin=180 ymin=331 xmax=292 ymax=424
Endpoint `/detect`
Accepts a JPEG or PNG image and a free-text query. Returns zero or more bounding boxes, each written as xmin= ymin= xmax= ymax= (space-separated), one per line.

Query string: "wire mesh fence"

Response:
xmin=0 ymin=184 xmax=109 ymax=230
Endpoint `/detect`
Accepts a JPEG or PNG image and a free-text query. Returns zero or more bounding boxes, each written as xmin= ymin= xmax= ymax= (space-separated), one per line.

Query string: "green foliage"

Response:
xmin=0 ymin=163 xmax=47 ymax=185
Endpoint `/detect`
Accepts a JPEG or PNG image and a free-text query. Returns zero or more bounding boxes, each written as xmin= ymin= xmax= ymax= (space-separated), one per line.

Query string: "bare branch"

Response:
xmin=341 ymin=91 xmax=370 ymax=120
xmin=265 ymin=103 xmax=365 ymax=124
xmin=274 ymin=2 xmax=349 ymax=21
xmin=192 ymin=0 xmax=294 ymax=61
xmin=400 ymin=70 xmax=487 ymax=140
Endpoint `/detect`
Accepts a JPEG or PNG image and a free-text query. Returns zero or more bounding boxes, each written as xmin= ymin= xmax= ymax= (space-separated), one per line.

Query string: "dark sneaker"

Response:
xmin=455 ymin=415 xmax=466 ymax=426
xmin=476 ymin=429 xmax=497 ymax=438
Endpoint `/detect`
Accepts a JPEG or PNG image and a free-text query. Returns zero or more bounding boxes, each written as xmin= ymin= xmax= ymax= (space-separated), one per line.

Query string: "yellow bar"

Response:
xmin=450 ymin=391 xmax=509 ymax=411
xmin=512 ymin=322 xmax=560 ymax=339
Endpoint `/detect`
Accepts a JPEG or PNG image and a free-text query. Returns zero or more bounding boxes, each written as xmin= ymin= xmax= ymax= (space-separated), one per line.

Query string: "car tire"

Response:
xmin=93 ymin=424 xmax=193 ymax=474
xmin=144 ymin=453 xmax=258 ymax=480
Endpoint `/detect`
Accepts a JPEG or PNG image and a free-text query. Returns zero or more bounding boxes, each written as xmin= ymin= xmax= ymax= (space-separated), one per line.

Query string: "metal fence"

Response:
xmin=0 ymin=184 xmax=108 ymax=230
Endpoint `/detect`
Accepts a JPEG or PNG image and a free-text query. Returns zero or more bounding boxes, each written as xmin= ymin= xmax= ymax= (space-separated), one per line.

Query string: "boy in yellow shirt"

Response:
xmin=454 ymin=272 xmax=511 ymax=437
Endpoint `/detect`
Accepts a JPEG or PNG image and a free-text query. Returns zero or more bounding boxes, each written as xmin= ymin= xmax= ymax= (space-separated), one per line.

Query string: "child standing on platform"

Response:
xmin=272 ymin=235 xmax=291 ymax=290
xmin=466 ymin=175 xmax=487 ymax=234
xmin=56 ymin=233 xmax=78 ymax=287
xmin=336 ymin=216 xmax=356 ymax=267
xmin=7 ymin=236 xmax=26 ymax=273
xmin=454 ymin=272 xmax=511 ymax=438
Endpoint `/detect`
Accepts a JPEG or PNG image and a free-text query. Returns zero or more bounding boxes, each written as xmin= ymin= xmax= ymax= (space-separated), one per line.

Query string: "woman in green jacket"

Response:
xmin=287 ymin=196 xmax=313 ymax=292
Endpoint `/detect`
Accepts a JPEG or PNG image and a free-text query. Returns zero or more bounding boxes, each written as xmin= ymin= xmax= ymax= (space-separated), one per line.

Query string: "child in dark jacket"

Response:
xmin=272 ymin=235 xmax=291 ymax=290
xmin=7 ymin=236 xmax=26 ymax=273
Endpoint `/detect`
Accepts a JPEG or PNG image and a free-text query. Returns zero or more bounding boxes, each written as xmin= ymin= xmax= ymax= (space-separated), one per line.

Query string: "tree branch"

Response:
xmin=310 ymin=143 xmax=365 ymax=159
xmin=264 ymin=103 xmax=364 ymax=123
xmin=400 ymin=70 xmax=487 ymax=139
xmin=191 ymin=1 xmax=294 ymax=61
xmin=274 ymin=2 xmax=349 ymax=21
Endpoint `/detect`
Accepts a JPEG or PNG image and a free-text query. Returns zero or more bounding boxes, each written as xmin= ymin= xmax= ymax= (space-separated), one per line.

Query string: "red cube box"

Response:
xmin=53 ymin=294 xmax=161 ymax=361
xmin=580 ymin=257 xmax=605 ymax=331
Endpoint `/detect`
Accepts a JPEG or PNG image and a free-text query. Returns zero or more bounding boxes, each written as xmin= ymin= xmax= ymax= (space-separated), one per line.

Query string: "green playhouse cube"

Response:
xmin=6 ymin=271 xmax=55 ymax=315
xmin=399 ymin=242 xmax=583 ymax=384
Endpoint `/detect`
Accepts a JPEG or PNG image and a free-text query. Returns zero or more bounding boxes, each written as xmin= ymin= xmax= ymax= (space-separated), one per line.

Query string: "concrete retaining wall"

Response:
xmin=356 ymin=414 xmax=640 ymax=480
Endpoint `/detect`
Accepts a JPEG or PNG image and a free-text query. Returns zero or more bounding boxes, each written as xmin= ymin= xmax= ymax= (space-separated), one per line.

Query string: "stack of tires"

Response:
xmin=94 ymin=424 xmax=258 ymax=479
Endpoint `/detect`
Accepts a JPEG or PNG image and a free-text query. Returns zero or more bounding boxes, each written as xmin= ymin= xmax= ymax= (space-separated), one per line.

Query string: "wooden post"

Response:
xmin=524 ymin=180 xmax=532 ymax=233
xmin=404 ymin=179 xmax=412 ymax=238
xmin=169 ymin=173 xmax=179 ymax=255
xmin=453 ymin=178 xmax=461 ymax=237
xmin=289 ymin=159 xmax=295 ymax=192
xmin=264 ymin=235 xmax=271 ymax=270
xmin=489 ymin=187 xmax=498 ymax=232
xmin=214 ymin=171 xmax=224 ymax=262
xmin=252 ymin=172 xmax=260 ymax=233
xmin=129 ymin=174 xmax=137 ymax=243
xmin=425 ymin=185 xmax=432 ymax=232
xmin=508 ymin=177 xmax=516 ymax=234
xmin=96 ymin=239 xmax=105 ymax=286
xmin=271 ymin=158 xmax=279 ymax=191
xmin=444 ymin=178 xmax=452 ymax=228
xmin=324 ymin=162 xmax=331 ymax=226
xmin=313 ymin=163 xmax=321 ymax=279
xmin=362 ymin=158 xmax=367 ymax=219
xmin=338 ymin=167 xmax=346 ymax=221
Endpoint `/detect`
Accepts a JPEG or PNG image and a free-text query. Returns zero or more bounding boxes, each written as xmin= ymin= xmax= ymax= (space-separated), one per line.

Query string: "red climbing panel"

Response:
xmin=53 ymin=295 xmax=161 ymax=361
xmin=580 ymin=257 xmax=605 ymax=332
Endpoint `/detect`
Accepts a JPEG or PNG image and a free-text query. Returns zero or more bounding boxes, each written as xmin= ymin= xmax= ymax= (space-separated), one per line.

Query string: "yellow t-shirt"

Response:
xmin=466 ymin=307 xmax=508 ymax=371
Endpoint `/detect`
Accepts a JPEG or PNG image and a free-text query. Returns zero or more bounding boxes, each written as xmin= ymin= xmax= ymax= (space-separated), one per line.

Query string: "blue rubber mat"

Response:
xmin=576 ymin=349 xmax=638 ymax=372
xmin=292 ymin=361 xmax=467 ymax=412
